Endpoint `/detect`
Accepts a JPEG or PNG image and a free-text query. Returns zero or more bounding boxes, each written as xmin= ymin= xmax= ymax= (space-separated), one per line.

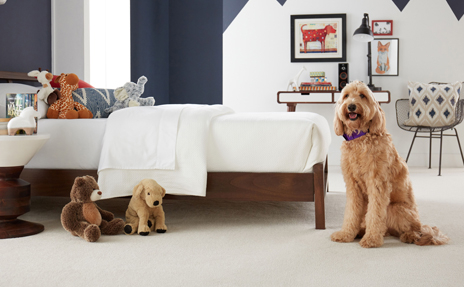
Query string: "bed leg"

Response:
xmin=314 ymin=162 xmax=325 ymax=229
xmin=325 ymin=156 xmax=329 ymax=193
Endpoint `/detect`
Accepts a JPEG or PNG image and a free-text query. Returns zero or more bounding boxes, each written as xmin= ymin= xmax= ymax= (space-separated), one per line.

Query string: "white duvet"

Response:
xmin=97 ymin=105 xmax=234 ymax=199
xmin=26 ymin=105 xmax=331 ymax=199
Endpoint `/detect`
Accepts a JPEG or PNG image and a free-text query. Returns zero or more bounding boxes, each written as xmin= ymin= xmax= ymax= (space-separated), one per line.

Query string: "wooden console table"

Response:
xmin=277 ymin=90 xmax=391 ymax=112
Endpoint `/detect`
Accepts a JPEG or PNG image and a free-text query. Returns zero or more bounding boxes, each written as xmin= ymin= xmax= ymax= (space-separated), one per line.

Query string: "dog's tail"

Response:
xmin=415 ymin=225 xmax=449 ymax=246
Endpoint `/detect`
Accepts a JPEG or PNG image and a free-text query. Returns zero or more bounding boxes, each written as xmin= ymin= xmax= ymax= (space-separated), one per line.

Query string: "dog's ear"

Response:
xmin=160 ymin=186 xmax=166 ymax=197
xmin=133 ymin=183 xmax=145 ymax=200
xmin=370 ymin=103 xmax=386 ymax=135
xmin=333 ymin=103 xmax=344 ymax=136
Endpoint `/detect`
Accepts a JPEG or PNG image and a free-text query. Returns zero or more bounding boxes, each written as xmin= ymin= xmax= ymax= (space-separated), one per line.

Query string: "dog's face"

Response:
xmin=326 ymin=24 xmax=337 ymax=35
xmin=334 ymin=81 xmax=386 ymax=136
xmin=133 ymin=179 xmax=166 ymax=208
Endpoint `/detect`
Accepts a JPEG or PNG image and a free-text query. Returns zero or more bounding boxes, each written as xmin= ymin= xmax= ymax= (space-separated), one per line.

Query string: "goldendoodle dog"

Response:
xmin=331 ymin=81 xmax=449 ymax=248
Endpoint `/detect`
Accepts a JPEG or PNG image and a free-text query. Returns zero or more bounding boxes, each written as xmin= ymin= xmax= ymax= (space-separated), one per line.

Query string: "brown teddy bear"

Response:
xmin=124 ymin=179 xmax=167 ymax=236
xmin=61 ymin=175 xmax=125 ymax=242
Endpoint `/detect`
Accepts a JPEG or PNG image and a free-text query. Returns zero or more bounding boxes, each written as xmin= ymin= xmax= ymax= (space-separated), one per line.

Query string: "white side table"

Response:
xmin=0 ymin=134 xmax=50 ymax=239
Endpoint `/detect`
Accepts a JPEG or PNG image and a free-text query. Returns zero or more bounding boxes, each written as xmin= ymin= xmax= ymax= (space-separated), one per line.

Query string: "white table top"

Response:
xmin=0 ymin=134 xmax=50 ymax=167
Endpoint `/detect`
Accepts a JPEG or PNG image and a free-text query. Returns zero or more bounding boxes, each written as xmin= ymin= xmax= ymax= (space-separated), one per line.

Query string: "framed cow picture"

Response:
xmin=291 ymin=14 xmax=346 ymax=62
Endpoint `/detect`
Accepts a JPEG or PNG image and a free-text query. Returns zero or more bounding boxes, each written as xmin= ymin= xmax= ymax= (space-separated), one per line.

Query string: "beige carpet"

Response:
xmin=1 ymin=166 xmax=463 ymax=287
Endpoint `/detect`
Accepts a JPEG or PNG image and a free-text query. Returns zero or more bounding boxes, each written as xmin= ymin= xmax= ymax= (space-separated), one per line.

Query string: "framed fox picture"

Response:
xmin=291 ymin=14 xmax=346 ymax=62
xmin=371 ymin=38 xmax=399 ymax=76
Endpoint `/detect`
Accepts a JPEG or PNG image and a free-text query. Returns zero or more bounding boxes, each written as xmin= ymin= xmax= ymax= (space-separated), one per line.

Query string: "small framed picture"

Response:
xmin=371 ymin=38 xmax=399 ymax=76
xmin=372 ymin=20 xmax=393 ymax=36
xmin=290 ymin=14 xmax=346 ymax=62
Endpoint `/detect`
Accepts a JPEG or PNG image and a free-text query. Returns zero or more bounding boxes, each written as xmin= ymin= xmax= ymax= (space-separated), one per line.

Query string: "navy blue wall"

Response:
xmin=0 ymin=0 xmax=51 ymax=75
xmin=131 ymin=0 xmax=223 ymax=104
xmin=223 ymin=0 xmax=248 ymax=32
xmin=130 ymin=0 xmax=170 ymax=104
xmin=169 ymin=0 xmax=222 ymax=104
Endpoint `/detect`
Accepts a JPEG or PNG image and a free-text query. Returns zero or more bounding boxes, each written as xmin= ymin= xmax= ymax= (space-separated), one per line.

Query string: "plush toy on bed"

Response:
xmin=7 ymin=107 xmax=39 ymax=135
xmin=46 ymin=73 xmax=93 ymax=119
xmin=27 ymin=69 xmax=61 ymax=105
xmin=61 ymin=175 xmax=125 ymax=242
xmin=105 ymin=76 xmax=155 ymax=114
xmin=124 ymin=178 xmax=167 ymax=236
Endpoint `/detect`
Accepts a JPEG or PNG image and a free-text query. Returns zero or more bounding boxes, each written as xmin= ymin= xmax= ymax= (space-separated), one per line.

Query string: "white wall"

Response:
xmin=88 ymin=0 xmax=130 ymax=88
xmin=224 ymin=0 xmax=464 ymax=167
xmin=52 ymin=0 xmax=88 ymax=81
xmin=52 ymin=0 xmax=130 ymax=87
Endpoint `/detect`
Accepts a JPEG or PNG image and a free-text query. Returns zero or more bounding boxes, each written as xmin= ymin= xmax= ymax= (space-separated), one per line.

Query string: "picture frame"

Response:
xmin=372 ymin=20 xmax=393 ymax=36
xmin=291 ymin=14 xmax=346 ymax=62
xmin=371 ymin=38 xmax=399 ymax=76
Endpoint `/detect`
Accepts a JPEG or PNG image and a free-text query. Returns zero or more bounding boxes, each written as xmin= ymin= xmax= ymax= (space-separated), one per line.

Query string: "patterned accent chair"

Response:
xmin=396 ymin=82 xmax=464 ymax=175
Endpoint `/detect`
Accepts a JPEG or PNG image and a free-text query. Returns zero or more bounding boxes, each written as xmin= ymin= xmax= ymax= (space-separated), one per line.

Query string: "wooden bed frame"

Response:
xmin=1 ymin=71 xmax=329 ymax=229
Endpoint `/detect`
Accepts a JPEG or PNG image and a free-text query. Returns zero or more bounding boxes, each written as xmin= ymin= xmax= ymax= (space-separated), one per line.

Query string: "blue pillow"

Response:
xmin=72 ymin=88 xmax=116 ymax=118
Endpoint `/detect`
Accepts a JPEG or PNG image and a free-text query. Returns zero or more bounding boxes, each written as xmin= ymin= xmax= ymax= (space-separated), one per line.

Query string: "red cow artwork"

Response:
xmin=300 ymin=24 xmax=337 ymax=53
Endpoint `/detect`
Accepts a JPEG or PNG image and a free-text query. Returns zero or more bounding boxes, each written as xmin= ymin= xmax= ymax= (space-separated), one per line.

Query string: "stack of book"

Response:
xmin=299 ymin=82 xmax=337 ymax=91
xmin=0 ymin=118 xmax=10 ymax=135
xmin=299 ymin=71 xmax=337 ymax=91
xmin=4 ymin=93 xmax=38 ymax=135
xmin=6 ymin=93 xmax=38 ymax=118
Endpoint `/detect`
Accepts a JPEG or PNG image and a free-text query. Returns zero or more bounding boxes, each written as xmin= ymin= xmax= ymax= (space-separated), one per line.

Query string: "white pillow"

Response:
xmin=404 ymin=81 xmax=461 ymax=127
xmin=0 ymin=83 xmax=48 ymax=119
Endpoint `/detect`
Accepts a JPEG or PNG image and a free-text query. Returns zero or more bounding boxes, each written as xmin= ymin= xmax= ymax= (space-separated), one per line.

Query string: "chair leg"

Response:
xmin=455 ymin=128 xmax=464 ymax=166
xmin=406 ymin=130 xmax=418 ymax=163
xmin=439 ymin=130 xmax=443 ymax=176
xmin=429 ymin=129 xmax=432 ymax=169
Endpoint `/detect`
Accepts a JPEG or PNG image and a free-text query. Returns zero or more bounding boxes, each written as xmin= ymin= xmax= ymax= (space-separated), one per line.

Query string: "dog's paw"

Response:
xmin=138 ymin=225 xmax=150 ymax=236
xmin=123 ymin=224 xmax=132 ymax=235
xmin=400 ymin=231 xmax=420 ymax=244
xmin=331 ymin=230 xmax=356 ymax=243
xmin=359 ymin=234 xmax=384 ymax=248
xmin=124 ymin=224 xmax=138 ymax=235
xmin=155 ymin=223 xmax=167 ymax=233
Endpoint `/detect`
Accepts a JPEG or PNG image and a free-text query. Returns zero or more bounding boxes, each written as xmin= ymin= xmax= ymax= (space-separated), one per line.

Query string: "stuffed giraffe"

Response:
xmin=46 ymin=73 xmax=93 ymax=119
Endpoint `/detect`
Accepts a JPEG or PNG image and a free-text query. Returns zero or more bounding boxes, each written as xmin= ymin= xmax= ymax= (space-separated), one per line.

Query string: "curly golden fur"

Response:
xmin=331 ymin=81 xmax=449 ymax=248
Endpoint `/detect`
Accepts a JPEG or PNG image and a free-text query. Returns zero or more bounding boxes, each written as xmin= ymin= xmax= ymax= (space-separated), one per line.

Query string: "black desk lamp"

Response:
xmin=353 ymin=13 xmax=381 ymax=91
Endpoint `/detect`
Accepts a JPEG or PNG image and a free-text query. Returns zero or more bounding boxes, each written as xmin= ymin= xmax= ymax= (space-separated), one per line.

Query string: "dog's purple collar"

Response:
xmin=343 ymin=130 xmax=367 ymax=141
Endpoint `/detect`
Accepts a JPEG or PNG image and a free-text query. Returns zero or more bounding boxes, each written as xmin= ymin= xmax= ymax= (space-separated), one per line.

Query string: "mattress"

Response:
xmin=26 ymin=112 xmax=331 ymax=172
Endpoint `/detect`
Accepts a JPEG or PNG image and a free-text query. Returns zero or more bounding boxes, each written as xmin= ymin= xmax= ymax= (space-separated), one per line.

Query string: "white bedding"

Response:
xmin=207 ymin=112 xmax=330 ymax=173
xmin=25 ymin=106 xmax=331 ymax=199
xmin=98 ymin=105 xmax=234 ymax=198
xmin=98 ymin=105 xmax=186 ymax=171
xmin=27 ymin=118 xmax=107 ymax=169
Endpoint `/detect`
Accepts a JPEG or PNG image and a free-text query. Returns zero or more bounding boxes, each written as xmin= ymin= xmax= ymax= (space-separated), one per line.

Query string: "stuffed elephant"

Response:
xmin=105 ymin=76 xmax=155 ymax=114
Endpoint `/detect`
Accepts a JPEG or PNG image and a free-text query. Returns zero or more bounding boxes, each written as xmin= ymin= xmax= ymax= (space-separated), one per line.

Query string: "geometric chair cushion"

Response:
xmin=404 ymin=81 xmax=462 ymax=127
xmin=71 ymin=88 xmax=117 ymax=118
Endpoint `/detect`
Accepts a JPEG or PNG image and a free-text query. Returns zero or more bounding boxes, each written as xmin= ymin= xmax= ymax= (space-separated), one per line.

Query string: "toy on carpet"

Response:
xmin=124 ymin=178 xmax=167 ymax=236
xmin=27 ymin=69 xmax=61 ymax=105
xmin=46 ymin=73 xmax=93 ymax=119
xmin=7 ymin=107 xmax=39 ymax=136
xmin=105 ymin=76 xmax=155 ymax=114
xmin=61 ymin=175 xmax=125 ymax=242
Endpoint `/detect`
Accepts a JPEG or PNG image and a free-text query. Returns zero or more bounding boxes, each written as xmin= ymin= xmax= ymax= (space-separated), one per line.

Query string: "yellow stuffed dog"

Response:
xmin=124 ymin=179 xmax=167 ymax=236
